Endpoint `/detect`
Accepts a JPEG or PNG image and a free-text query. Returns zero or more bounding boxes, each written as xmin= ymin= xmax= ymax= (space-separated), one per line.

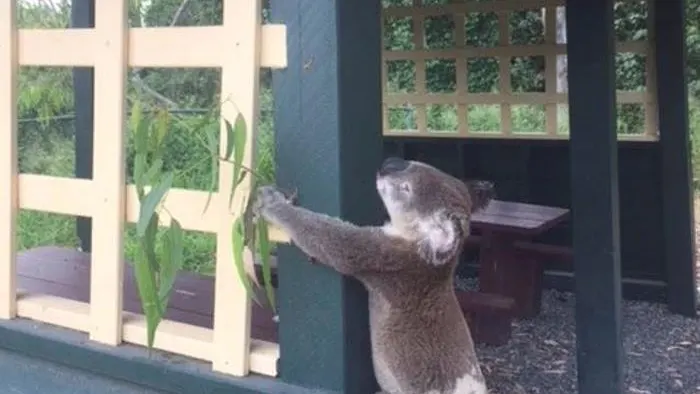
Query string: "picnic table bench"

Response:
xmin=467 ymin=200 xmax=571 ymax=319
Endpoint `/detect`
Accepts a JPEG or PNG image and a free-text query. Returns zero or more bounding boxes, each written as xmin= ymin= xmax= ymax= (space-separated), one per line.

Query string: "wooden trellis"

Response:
xmin=381 ymin=0 xmax=658 ymax=140
xmin=0 ymin=0 xmax=288 ymax=379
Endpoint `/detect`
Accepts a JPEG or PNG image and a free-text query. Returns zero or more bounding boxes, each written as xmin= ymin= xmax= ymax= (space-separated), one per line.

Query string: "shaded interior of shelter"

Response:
xmin=16 ymin=246 xmax=279 ymax=343
xmin=384 ymin=138 xmax=673 ymax=297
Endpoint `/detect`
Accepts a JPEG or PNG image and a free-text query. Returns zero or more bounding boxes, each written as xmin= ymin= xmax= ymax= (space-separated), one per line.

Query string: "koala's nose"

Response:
xmin=378 ymin=156 xmax=409 ymax=177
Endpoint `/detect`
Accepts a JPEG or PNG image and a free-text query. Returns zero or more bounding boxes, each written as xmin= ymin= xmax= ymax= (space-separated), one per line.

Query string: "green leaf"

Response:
xmin=134 ymin=105 xmax=151 ymax=157
xmin=152 ymin=108 xmax=170 ymax=159
xmin=142 ymin=213 xmax=161 ymax=295
xmin=229 ymin=115 xmax=247 ymax=208
xmin=130 ymin=100 xmax=143 ymax=137
xmin=232 ymin=216 xmax=259 ymax=305
xmin=202 ymin=125 xmax=219 ymax=213
xmin=256 ymin=219 xmax=275 ymax=312
xmin=158 ymin=218 xmax=184 ymax=309
xmin=224 ymin=117 xmax=235 ymax=161
xmin=142 ymin=158 xmax=163 ymax=186
xmin=136 ymin=172 xmax=174 ymax=237
xmin=133 ymin=244 xmax=162 ymax=351
xmin=134 ymin=153 xmax=147 ymax=199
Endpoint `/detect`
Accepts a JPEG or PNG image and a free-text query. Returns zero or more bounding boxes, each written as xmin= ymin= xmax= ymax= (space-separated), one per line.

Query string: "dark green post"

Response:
xmin=654 ymin=0 xmax=698 ymax=316
xmin=71 ymin=0 xmax=94 ymax=253
xmin=566 ymin=0 xmax=624 ymax=393
xmin=270 ymin=0 xmax=383 ymax=393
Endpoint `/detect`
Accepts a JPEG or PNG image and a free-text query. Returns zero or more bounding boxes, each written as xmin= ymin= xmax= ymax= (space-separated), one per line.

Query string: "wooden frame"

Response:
xmin=1 ymin=0 xmax=289 ymax=379
xmin=381 ymin=0 xmax=658 ymax=141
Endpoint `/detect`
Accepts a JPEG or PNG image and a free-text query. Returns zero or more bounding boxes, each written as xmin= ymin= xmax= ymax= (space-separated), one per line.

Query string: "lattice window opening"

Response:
xmin=381 ymin=0 xmax=658 ymax=140
xmin=3 ymin=0 xmax=288 ymax=380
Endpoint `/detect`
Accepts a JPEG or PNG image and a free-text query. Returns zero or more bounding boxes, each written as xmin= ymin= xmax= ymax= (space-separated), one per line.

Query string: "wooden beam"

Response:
xmin=71 ymin=0 xmax=95 ymax=254
xmin=0 ymin=0 xmax=19 ymax=319
xmin=270 ymin=0 xmax=383 ymax=392
xmin=565 ymin=0 xmax=624 ymax=393
xmin=654 ymin=0 xmax=698 ymax=316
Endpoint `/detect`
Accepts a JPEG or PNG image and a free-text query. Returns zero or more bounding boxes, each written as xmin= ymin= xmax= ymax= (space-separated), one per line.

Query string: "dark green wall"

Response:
xmin=383 ymin=138 xmax=665 ymax=285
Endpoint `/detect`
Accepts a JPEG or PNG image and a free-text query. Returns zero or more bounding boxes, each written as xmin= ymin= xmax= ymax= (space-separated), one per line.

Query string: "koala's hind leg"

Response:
xmin=254 ymin=185 xmax=397 ymax=275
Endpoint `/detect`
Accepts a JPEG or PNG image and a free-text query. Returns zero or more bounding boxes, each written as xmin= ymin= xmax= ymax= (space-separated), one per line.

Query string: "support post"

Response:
xmin=71 ymin=0 xmax=95 ymax=253
xmin=566 ymin=0 xmax=624 ymax=393
xmin=654 ymin=0 xmax=698 ymax=316
xmin=270 ymin=0 xmax=383 ymax=392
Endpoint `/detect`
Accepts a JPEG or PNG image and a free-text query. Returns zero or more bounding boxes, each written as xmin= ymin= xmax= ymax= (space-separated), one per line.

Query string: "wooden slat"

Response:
xmin=89 ymin=0 xmax=128 ymax=346
xmin=384 ymin=91 xmax=652 ymax=106
xmin=383 ymin=129 xmax=659 ymax=141
xmin=384 ymin=0 xmax=565 ymax=17
xmin=644 ymin=1 xmax=658 ymax=138
xmin=382 ymin=41 xmax=648 ymax=61
xmin=0 ymin=0 xmax=18 ymax=319
xmin=18 ymin=25 xmax=287 ymax=69
xmin=14 ymin=176 xmax=289 ymax=243
xmin=498 ymin=10 xmax=512 ymax=135
xmin=17 ymin=291 xmax=90 ymax=332
xmin=544 ymin=7 xmax=558 ymax=135
xmin=412 ymin=0 xmax=427 ymax=133
xmin=452 ymin=0 xmax=468 ymax=135
xmin=13 ymin=293 xmax=279 ymax=376
xmin=19 ymin=175 xmax=95 ymax=216
xmin=211 ymin=0 xmax=262 ymax=376
xmin=18 ymin=29 xmax=96 ymax=66
xmin=129 ymin=25 xmax=287 ymax=69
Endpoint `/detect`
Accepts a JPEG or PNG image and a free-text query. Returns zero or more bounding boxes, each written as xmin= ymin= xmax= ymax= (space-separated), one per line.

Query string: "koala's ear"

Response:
xmin=417 ymin=211 xmax=467 ymax=266
xmin=463 ymin=179 xmax=496 ymax=213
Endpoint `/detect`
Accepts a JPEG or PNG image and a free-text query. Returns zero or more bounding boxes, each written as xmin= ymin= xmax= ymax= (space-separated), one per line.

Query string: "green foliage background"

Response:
xmin=14 ymin=0 xmax=700 ymax=274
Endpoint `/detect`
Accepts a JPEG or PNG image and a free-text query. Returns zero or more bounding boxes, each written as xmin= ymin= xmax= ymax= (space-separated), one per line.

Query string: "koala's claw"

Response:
xmin=253 ymin=185 xmax=292 ymax=221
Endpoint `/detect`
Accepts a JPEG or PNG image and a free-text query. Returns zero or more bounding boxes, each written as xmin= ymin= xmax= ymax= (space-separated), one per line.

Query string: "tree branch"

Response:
xmin=129 ymin=0 xmax=193 ymax=109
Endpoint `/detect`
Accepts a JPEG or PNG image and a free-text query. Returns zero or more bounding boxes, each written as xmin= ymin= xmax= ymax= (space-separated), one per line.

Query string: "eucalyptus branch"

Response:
xmin=129 ymin=0 xmax=193 ymax=109
xmin=218 ymin=157 xmax=264 ymax=180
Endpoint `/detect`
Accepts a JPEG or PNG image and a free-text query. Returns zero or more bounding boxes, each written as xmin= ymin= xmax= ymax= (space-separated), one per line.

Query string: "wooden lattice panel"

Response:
xmin=0 ymin=0 xmax=287 ymax=379
xmin=381 ymin=0 xmax=658 ymax=141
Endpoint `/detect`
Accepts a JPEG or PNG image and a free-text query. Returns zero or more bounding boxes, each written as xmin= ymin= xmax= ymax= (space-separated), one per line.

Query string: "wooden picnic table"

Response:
xmin=469 ymin=200 xmax=571 ymax=319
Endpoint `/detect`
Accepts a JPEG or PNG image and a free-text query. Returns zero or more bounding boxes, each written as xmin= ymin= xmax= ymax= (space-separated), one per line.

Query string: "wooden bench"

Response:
xmin=469 ymin=200 xmax=571 ymax=319
xmin=455 ymin=290 xmax=515 ymax=346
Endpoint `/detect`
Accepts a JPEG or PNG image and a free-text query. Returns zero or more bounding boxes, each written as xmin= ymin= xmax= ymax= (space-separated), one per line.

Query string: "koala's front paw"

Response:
xmin=253 ymin=185 xmax=291 ymax=222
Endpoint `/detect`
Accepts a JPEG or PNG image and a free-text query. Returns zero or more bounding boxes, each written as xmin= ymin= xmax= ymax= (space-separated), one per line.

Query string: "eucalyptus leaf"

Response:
xmin=256 ymin=219 xmax=275 ymax=312
xmin=142 ymin=158 xmax=164 ymax=186
xmin=232 ymin=216 xmax=260 ymax=305
xmin=134 ymin=107 xmax=151 ymax=157
xmin=224 ymin=117 xmax=235 ymax=161
xmin=143 ymin=213 xmax=161 ymax=299
xmin=134 ymin=153 xmax=147 ymax=198
xmin=133 ymin=243 xmax=162 ymax=351
xmin=130 ymin=100 xmax=143 ymax=137
xmin=158 ymin=219 xmax=184 ymax=308
xmin=136 ymin=172 xmax=174 ymax=237
xmin=228 ymin=115 xmax=247 ymax=208
xmin=202 ymin=126 xmax=219 ymax=213
xmin=153 ymin=108 xmax=169 ymax=159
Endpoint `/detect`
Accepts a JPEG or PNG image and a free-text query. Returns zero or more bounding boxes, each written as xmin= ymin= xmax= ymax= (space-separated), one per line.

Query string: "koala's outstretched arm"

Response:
xmin=255 ymin=186 xmax=399 ymax=276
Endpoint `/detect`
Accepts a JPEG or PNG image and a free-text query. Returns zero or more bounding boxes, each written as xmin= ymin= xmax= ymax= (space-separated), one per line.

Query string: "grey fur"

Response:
xmin=254 ymin=159 xmax=493 ymax=394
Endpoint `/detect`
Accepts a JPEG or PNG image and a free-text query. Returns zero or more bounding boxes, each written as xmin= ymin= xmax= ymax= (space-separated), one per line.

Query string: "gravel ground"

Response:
xmin=455 ymin=277 xmax=700 ymax=394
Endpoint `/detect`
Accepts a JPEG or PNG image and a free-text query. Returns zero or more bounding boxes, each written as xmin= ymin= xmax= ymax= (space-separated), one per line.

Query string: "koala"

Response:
xmin=254 ymin=157 xmax=494 ymax=394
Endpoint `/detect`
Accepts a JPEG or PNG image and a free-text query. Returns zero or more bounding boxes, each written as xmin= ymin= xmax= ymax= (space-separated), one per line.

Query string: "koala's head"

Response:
xmin=376 ymin=157 xmax=495 ymax=266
